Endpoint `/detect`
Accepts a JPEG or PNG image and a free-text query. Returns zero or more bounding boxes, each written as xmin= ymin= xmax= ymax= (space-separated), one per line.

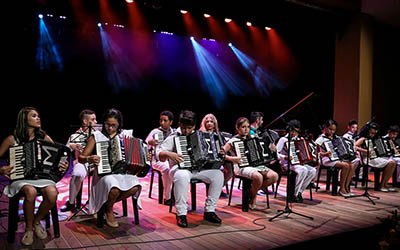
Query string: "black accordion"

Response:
xmin=232 ymin=136 xmax=277 ymax=168
xmin=365 ymin=137 xmax=399 ymax=158
xmin=9 ymin=139 xmax=71 ymax=182
xmin=324 ymin=136 xmax=356 ymax=161
xmin=96 ymin=136 xmax=150 ymax=177
xmin=174 ymin=131 xmax=225 ymax=170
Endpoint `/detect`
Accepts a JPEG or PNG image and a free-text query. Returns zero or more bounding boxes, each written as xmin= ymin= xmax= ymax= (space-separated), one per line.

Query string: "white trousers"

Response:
xmin=152 ymin=160 xmax=172 ymax=200
xmin=169 ymin=166 xmax=224 ymax=216
xmin=69 ymin=162 xmax=88 ymax=205
xmin=391 ymin=156 xmax=400 ymax=182
xmin=290 ymin=164 xmax=316 ymax=196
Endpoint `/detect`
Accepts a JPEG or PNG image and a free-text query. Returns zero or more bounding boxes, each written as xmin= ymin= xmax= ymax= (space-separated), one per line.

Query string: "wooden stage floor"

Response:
xmin=0 ymin=172 xmax=399 ymax=250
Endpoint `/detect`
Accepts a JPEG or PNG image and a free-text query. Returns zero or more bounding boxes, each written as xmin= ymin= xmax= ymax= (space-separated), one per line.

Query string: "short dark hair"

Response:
xmin=79 ymin=109 xmax=95 ymax=123
xmin=323 ymin=119 xmax=337 ymax=128
xmin=160 ymin=110 xmax=174 ymax=122
xmin=348 ymin=119 xmax=358 ymax=126
xmin=250 ymin=111 xmax=264 ymax=124
xmin=388 ymin=125 xmax=400 ymax=133
xmin=287 ymin=119 xmax=301 ymax=130
xmin=368 ymin=122 xmax=379 ymax=131
xmin=179 ymin=110 xmax=196 ymax=127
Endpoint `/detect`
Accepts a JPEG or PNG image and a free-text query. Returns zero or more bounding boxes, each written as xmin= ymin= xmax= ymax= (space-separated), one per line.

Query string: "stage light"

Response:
xmin=265 ymin=26 xmax=271 ymax=30
xmin=224 ymin=18 xmax=232 ymax=23
xmin=190 ymin=36 xmax=194 ymax=40
xmin=228 ymin=42 xmax=232 ymax=47
xmin=38 ymin=14 xmax=43 ymax=19
xmin=126 ymin=0 xmax=134 ymax=3
xmin=204 ymin=13 xmax=211 ymax=18
xmin=180 ymin=10 xmax=188 ymax=14
xmin=98 ymin=23 xmax=102 ymax=27
xmin=246 ymin=22 xmax=252 ymax=27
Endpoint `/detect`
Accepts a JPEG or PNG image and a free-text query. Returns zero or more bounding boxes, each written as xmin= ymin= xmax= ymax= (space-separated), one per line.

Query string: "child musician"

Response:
xmin=276 ymin=119 xmax=317 ymax=203
xmin=383 ymin=125 xmax=400 ymax=185
xmin=157 ymin=110 xmax=224 ymax=227
xmin=145 ymin=110 xmax=175 ymax=205
xmin=223 ymin=117 xmax=278 ymax=210
xmin=315 ymin=119 xmax=357 ymax=197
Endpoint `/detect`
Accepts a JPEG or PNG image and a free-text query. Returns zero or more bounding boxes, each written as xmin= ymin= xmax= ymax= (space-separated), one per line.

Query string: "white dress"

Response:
xmin=89 ymin=130 xmax=142 ymax=214
xmin=3 ymin=138 xmax=56 ymax=198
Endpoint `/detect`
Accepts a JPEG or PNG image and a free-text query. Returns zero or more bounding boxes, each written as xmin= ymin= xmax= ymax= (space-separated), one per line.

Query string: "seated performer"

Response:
xmin=62 ymin=109 xmax=97 ymax=212
xmin=223 ymin=117 xmax=278 ymax=209
xmin=145 ymin=110 xmax=175 ymax=205
xmin=78 ymin=108 xmax=141 ymax=227
xmin=0 ymin=107 xmax=68 ymax=246
xmin=383 ymin=125 xmax=400 ymax=185
xmin=315 ymin=119 xmax=357 ymax=197
xmin=249 ymin=111 xmax=264 ymax=135
xmin=342 ymin=119 xmax=361 ymax=180
xmin=199 ymin=113 xmax=233 ymax=198
xmin=354 ymin=122 xmax=396 ymax=192
xmin=157 ymin=110 xmax=224 ymax=227
xmin=276 ymin=120 xmax=317 ymax=203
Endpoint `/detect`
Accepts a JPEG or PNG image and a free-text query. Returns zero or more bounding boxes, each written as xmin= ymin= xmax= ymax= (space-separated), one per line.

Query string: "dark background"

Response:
xmin=2 ymin=0 xmax=398 ymax=144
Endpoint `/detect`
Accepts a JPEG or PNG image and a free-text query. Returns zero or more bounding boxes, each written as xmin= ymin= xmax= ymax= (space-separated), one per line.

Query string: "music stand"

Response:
xmin=269 ymin=127 xmax=314 ymax=222
xmin=68 ymin=125 xmax=93 ymax=220
xmin=345 ymin=134 xmax=379 ymax=205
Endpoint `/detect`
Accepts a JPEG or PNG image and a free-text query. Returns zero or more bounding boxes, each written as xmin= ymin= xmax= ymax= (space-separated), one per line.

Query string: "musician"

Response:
xmin=249 ymin=111 xmax=264 ymax=135
xmin=0 ymin=107 xmax=69 ymax=245
xmin=342 ymin=119 xmax=361 ymax=180
xmin=78 ymin=108 xmax=141 ymax=227
xmin=145 ymin=110 xmax=175 ymax=205
xmin=276 ymin=120 xmax=317 ymax=203
xmin=157 ymin=110 xmax=224 ymax=227
xmin=199 ymin=113 xmax=233 ymax=198
xmin=223 ymin=117 xmax=278 ymax=210
xmin=61 ymin=109 xmax=97 ymax=213
xmin=315 ymin=119 xmax=357 ymax=197
xmin=384 ymin=125 xmax=400 ymax=185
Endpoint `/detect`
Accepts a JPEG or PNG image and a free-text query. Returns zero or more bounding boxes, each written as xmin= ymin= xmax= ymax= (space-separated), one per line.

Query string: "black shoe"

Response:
xmin=60 ymin=201 xmax=76 ymax=212
xmin=219 ymin=192 xmax=228 ymax=198
xmin=176 ymin=215 xmax=188 ymax=228
xmin=204 ymin=212 xmax=222 ymax=224
xmin=163 ymin=198 xmax=173 ymax=206
xmin=297 ymin=193 xmax=304 ymax=202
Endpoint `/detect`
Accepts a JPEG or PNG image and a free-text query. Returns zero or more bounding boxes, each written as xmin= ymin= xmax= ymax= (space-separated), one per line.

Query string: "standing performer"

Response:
xmin=78 ymin=108 xmax=141 ymax=227
xmin=0 ymin=107 xmax=68 ymax=245
xmin=157 ymin=110 xmax=224 ymax=227
xmin=145 ymin=110 xmax=175 ymax=205
xmin=61 ymin=109 xmax=97 ymax=212
xmin=354 ymin=122 xmax=396 ymax=192
xmin=199 ymin=113 xmax=233 ymax=198
xmin=315 ymin=119 xmax=357 ymax=197
xmin=276 ymin=120 xmax=317 ymax=203
xmin=223 ymin=117 xmax=278 ymax=209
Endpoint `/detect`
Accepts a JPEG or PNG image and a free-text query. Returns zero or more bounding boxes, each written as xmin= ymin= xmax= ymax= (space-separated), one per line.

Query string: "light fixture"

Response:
xmin=224 ymin=18 xmax=232 ymax=23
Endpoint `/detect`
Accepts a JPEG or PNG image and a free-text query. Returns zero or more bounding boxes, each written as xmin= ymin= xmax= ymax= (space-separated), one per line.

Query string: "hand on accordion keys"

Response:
xmin=230 ymin=156 xmax=243 ymax=165
xmin=0 ymin=165 xmax=15 ymax=179
xmin=58 ymin=160 xmax=69 ymax=174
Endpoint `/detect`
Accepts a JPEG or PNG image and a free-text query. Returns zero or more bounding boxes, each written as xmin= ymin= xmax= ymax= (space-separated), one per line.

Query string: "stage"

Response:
xmin=0 ymin=172 xmax=399 ymax=250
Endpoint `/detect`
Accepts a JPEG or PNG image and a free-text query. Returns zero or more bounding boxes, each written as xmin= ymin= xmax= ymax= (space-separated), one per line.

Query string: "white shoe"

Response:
xmin=34 ymin=222 xmax=48 ymax=240
xmin=21 ymin=231 xmax=34 ymax=246
xmin=339 ymin=191 xmax=351 ymax=197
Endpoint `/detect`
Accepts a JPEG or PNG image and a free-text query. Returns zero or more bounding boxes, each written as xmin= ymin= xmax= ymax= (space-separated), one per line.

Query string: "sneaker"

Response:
xmin=176 ymin=215 xmax=188 ymax=228
xmin=204 ymin=212 xmax=222 ymax=224
xmin=388 ymin=188 xmax=396 ymax=192
xmin=380 ymin=188 xmax=389 ymax=192
xmin=339 ymin=191 xmax=351 ymax=197
xmin=34 ymin=223 xmax=47 ymax=240
xmin=21 ymin=231 xmax=34 ymax=246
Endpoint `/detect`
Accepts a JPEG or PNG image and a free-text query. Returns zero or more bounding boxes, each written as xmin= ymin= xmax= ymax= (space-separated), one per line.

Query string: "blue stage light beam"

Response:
xmin=229 ymin=43 xmax=284 ymax=97
xmin=36 ymin=17 xmax=63 ymax=71
xmin=190 ymin=38 xmax=247 ymax=108
xmin=98 ymin=26 xmax=142 ymax=92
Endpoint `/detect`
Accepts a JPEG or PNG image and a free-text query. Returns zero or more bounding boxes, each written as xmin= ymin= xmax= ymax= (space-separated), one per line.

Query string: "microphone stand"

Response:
xmin=269 ymin=127 xmax=314 ymax=222
xmin=68 ymin=125 xmax=93 ymax=220
xmin=345 ymin=133 xmax=379 ymax=205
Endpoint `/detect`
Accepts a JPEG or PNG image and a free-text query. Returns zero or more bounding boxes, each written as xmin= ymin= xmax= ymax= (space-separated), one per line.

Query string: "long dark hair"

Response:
xmin=13 ymin=107 xmax=46 ymax=143
xmin=101 ymin=108 xmax=123 ymax=136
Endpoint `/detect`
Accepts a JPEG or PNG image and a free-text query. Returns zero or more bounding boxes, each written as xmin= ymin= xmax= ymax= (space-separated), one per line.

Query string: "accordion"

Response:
xmin=9 ymin=139 xmax=71 ymax=182
xmin=323 ymin=136 xmax=356 ymax=161
xmin=365 ymin=137 xmax=399 ymax=158
xmin=232 ymin=136 xmax=276 ymax=168
xmin=175 ymin=131 xmax=225 ymax=170
xmin=386 ymin=138 xmax=400 ymax=157
xmin=287 ymin=138 xmax=319 ymax=166
xmin=96 ymin=136 xmax=150 ymax=177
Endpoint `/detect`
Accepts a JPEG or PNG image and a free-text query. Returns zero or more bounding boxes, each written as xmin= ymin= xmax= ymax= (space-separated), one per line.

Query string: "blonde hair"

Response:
xmin=199 ymin=113 xmax=219 ymax=132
